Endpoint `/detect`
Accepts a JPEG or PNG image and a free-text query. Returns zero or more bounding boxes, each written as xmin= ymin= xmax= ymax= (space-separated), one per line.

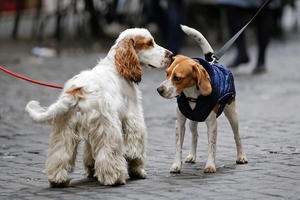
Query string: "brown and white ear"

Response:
xmin=115 ymin=36 xmax=142 ymax=83
xmin=193 ymin=63 xmax=212 ymax=96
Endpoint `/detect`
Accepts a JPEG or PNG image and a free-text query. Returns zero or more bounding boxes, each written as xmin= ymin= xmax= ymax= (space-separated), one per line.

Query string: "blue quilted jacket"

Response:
xmin=177 ymin=57 xmax=236 ymax=122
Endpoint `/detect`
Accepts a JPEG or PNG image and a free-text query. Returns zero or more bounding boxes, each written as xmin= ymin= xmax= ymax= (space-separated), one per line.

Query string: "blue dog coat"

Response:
xmin=177 ymin=57 xmax=236 ymax=122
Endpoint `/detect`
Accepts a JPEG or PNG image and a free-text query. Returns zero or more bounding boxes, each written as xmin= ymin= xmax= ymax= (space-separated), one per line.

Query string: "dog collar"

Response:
xmin=186 ymin=97 xmax=198 ymax=103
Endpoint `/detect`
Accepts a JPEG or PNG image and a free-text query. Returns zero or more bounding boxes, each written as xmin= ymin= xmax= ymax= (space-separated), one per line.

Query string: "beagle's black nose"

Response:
xmin=157 ymin=87 xmax=164 ymax=94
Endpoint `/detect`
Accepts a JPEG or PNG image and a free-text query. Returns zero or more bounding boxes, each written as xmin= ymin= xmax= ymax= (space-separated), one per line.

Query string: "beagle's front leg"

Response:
xmin=170 ymin=106 xmax=187 ymax=173
xmin=204 ymin=111 xmax=218 ymax=173
xmin=185 ymin=120 xmax=198 ymax=163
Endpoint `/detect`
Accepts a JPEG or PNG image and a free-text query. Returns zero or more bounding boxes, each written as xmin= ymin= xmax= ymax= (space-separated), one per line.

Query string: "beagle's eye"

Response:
xmin=173 ymin=76 xmax=181 ymax=82
xmin=147 ymin=40 xmax=153 ymax=46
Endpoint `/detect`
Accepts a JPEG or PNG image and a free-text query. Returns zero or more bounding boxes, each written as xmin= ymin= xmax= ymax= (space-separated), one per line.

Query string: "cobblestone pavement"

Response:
xmin=0 ymin=31 xmax=300 ymax=200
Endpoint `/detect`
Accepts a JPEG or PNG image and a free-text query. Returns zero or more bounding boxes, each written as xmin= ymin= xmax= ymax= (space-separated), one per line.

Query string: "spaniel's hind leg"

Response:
xmin=83 ymin=140 xmax=95 ymax=178
xmin=46 ymin=125 xmax=80 ymax=187
xmin=123 ymin=113 xmax=147 ymax=179
xmin=91 ymin=118 xmax=127 ymax=185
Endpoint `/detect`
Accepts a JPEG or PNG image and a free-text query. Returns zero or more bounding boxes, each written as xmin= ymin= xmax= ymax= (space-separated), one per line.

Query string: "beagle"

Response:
xmin=157 ymin=25 xmax=248 ymax=174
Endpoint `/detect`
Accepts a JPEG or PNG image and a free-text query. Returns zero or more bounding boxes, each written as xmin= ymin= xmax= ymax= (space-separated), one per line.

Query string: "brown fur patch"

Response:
xmin=66 ymin=87 xmax=84 ymax=98
xmin=212 ymin=104 xmax=219 ymax=114
xmin=134 ymin=36 xmax=154 ymax=52
xmin=194 ymin=63 xmax=212 ymax=96
xmin=115 ymin=36 xmax=142 ymax=83
xmin=227 ymin=98 xmax=235 ymax=105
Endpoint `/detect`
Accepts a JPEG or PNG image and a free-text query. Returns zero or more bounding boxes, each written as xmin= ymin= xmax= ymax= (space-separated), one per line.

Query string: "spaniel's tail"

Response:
xmin=180 ymin=25 xmax=215 ymax=62
xmin=25 ymin=88 xmax=82 ymax=124
xmin=25 ymin=99 xmax=71 ymax=124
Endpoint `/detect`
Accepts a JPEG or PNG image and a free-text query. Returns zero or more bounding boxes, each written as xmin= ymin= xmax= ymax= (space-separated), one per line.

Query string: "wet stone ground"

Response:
xmin=0 ymin=32 xmax=300 ymax=200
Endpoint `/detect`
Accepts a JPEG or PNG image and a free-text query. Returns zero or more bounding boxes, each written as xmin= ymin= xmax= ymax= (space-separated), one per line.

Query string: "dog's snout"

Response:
xmin=157 ymin=86 xmax=164 ymax=95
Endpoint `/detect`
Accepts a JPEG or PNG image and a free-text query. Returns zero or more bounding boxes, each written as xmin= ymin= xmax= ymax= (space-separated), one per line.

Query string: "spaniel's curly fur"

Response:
xmin=25 ymin=28 xmax=172 ymax=187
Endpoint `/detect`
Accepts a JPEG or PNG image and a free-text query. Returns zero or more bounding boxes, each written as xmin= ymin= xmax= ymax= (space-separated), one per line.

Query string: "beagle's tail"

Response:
xmin=180 ymin=25 xmax=215 ymax=62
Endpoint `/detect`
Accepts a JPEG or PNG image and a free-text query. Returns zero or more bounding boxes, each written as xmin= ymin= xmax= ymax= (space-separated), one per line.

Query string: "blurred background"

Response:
xmin=0 ymin=0 xmax=298 ymax=53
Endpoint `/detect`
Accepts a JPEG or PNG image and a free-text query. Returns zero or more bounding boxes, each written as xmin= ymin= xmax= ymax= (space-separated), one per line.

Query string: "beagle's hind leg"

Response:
xmin=223 ymin=101 xmax=248 ymax=164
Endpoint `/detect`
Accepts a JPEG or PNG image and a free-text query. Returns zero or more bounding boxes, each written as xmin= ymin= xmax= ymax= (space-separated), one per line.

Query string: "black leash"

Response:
xmin=212 ymin=0 xmax=274 ymax=63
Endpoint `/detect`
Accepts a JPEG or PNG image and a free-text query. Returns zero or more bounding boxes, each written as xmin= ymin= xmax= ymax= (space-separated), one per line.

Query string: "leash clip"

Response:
xmin=211 ymin=54 xmax=219 ymax=64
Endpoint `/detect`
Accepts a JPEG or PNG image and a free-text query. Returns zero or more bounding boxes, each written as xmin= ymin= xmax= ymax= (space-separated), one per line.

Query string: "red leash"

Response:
xmin=0 ymin=66 xmax=63 ymax=89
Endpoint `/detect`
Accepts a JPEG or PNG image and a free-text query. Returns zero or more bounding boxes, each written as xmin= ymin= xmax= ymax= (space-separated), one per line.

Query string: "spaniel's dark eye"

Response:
xmin=147 ymin=40 xmax=153 ymax=46
xmin=173 ymin=76 xmax=181 ymax=81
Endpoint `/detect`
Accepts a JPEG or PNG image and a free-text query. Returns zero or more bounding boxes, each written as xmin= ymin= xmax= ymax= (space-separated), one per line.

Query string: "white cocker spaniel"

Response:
xmin=25 ymin=28 xmax=173 ymax=187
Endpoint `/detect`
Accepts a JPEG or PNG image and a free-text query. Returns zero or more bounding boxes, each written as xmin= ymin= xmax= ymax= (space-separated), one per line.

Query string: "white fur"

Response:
xmin=180 ymin=25 xmax=214 ymax=55
xmin=25 ymin=28 xmax=172 ymax=187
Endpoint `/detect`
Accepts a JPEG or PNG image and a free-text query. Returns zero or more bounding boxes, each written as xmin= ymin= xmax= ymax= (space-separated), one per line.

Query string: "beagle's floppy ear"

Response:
xmin=193 ymin=63 xmax=212 ymax=96
xmin=115 ymin=36 xmax=142 ymax=83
